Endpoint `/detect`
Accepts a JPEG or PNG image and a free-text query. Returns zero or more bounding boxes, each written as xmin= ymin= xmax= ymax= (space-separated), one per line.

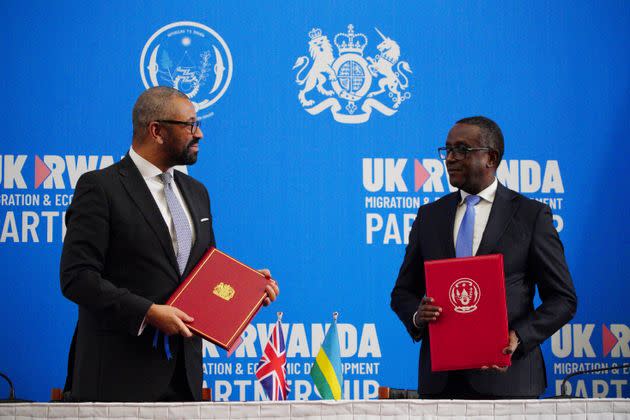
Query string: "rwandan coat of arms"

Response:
xmin=293 ymin=24 xmax=412 ymax=124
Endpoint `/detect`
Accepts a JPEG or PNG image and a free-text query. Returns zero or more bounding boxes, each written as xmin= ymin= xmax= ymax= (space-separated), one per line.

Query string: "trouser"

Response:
xmin=420 ymin=371 xmax=538 ymax=400
xmin=158 ymin=347 xmax=193 ymax=402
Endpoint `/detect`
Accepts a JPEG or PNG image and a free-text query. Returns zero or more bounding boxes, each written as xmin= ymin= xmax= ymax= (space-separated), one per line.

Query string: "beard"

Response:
xmin=176 ymin=139 xmax=199 ymax=166
xmin=164 ymin=134 xmax=199 ymax=167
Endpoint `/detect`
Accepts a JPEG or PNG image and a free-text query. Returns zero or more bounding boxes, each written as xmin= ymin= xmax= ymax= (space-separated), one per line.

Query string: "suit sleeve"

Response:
xmin=511 ymin=204 xmax=577 ymax=355
xmin=204 ymin=186 xmax=216 ymax=249
xmin=390 ymin=207 xmax=426 ymax=341
xmin=60 ymin=173 xmax=153 ymax=336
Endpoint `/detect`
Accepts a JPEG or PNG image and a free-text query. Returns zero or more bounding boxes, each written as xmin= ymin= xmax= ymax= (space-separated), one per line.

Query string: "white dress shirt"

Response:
xmin=129 ymin=147 xmax=197 ymax=336
xmin=453 ymin=177 xmax=498 ymax=256
xmin=413 ymin=177 xmax=498 ymax=329
xmin=128 ymin=147 xmax=196 ymax=254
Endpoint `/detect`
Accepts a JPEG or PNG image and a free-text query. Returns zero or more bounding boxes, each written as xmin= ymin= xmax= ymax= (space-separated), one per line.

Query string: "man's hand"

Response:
xmin=414 ymin=296 xmax=442 ymax=326
xmin=145 ymin=304 xmax=194 ymax=337
xmin=481 ymin=330 xmax=519 ymax=372
xmin=258 ymin=268 xmax=279 ymax=306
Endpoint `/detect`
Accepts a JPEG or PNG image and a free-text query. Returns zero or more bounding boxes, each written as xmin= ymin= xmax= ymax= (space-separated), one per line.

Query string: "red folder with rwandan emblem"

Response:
xmin=424 ymin=254 xmax=511 ymax=371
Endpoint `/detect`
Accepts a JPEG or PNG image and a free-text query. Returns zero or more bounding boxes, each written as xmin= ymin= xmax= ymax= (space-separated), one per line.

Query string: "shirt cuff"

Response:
xmin=138 ymin=316 xmax=147 ymax=336
xmin=412 ymin=310 xmax=420 ymax=329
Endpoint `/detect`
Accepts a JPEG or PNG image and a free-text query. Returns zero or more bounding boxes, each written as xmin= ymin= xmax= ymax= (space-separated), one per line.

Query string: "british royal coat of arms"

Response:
xmin=292 ymin=24 xmax=412 ymax=124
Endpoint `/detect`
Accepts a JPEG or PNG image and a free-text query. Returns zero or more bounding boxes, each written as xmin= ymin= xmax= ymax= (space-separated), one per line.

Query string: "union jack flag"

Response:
xmin=255 ymin=320 xmax=290 ymax=400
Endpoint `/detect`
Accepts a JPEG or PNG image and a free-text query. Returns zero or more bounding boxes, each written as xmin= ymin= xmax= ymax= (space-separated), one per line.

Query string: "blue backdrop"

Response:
xmin=1 ymin=0 xmax=629 ymax=401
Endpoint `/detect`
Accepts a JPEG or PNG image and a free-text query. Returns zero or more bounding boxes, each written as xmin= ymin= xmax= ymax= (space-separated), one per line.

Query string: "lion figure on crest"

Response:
xmin=293 ymin=30 xmax=337 ymax=107
xmin=367 ymin=28 xmax=412 ymax=109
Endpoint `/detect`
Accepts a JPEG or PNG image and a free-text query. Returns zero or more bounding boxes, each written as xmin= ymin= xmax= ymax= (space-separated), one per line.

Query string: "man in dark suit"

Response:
xmin=60 ymin=87 xmax=278 ymax=401
xmin=391 ymin=116 xmax=577 ymax=399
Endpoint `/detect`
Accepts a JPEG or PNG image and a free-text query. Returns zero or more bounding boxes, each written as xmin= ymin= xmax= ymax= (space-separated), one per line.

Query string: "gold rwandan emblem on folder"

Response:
xmin=213 ymin=282 xmax=235 ymax=301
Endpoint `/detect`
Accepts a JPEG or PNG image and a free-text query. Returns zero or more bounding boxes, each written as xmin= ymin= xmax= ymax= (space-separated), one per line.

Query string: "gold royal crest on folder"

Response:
xmin=213 ymin=282 xmax=235 ymax=301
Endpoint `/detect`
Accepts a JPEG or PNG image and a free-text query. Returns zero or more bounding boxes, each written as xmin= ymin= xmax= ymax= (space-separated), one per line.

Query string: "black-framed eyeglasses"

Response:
xmin=155 ymin=120 xmax=201 ymax=135
xmin=438 ymin=145 xmax=494 ymax=160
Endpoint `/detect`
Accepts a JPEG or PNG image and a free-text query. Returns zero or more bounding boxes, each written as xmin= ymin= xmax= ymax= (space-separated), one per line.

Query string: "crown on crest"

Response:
xmin=308 ymin=28 xmax=323 ymax=40
xmin=334 ymin=24 xmax=367 ymax=55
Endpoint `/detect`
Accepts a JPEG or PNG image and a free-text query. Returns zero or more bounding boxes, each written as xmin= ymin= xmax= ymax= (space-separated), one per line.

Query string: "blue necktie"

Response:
xmin=160 ymin=172 xmax=192 ymax=275
xmin=154 ymin=172 xmax=192 ymax=360
xmin=456 ymin=194 xmax=481 ymax=257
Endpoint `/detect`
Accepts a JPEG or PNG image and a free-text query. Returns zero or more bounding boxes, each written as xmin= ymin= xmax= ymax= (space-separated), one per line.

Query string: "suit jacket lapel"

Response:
xmin=441 ymin=192 xmax=460 ymax=259
xmin=118 ymin=156 xmax=180 ymax=276
xmin=174 ymin=171 xmax=202 ymax=276
xmin=476 ymin=182 xmax=519 ymax=255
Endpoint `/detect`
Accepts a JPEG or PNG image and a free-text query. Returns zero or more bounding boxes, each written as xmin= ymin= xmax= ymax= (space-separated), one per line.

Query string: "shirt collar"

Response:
xmin=128 ymin=147 xmax=174 ymax=180
xmin=459 ymin=177 xmax=498 ymax=205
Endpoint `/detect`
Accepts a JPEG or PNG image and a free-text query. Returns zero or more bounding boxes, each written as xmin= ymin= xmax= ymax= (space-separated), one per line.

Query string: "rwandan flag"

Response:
xmin=310 ymin=317 xmax=343 ymax=400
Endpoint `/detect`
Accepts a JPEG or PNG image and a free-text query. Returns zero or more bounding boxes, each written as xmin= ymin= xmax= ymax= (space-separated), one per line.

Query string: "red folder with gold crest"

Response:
xmin=424 ymin=254 xmax=511 ymax=371
xmin=166 ymin=248 xmax=269 ymax=351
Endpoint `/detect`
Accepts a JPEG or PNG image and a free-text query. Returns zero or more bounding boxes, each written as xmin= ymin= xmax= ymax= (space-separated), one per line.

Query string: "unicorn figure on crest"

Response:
xmin=367 ymin=28 xmax=412 ymax=109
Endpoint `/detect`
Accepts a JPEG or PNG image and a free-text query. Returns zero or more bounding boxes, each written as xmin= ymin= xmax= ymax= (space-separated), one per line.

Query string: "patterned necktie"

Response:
xmin=455 ymin=194 xmax=481 ymax=257
xmin=159 ymin=172 xmax=192 ymax=275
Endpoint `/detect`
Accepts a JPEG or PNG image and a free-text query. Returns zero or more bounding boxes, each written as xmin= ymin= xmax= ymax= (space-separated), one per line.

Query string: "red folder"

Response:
xmin=424 ymin=254 xmax=511 ymax=371
xmin=166 ymin=248 xmax=269 ymax=351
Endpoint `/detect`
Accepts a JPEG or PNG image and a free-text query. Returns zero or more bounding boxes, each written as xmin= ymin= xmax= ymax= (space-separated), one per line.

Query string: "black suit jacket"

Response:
xmin=391 ymin=182 xmax=577 ymax=397
xmin=60 ymin=155 xmax=216 ymax=401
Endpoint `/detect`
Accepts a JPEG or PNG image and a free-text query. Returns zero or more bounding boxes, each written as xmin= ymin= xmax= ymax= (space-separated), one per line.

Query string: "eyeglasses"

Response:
xmin=155 ymin=120 xmax=201 ymax=135
xmin=438 ymin=145 xmax=494 ymax=160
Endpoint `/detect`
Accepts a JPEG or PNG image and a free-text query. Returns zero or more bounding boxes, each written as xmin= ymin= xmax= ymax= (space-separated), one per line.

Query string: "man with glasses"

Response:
xmin=391 ymin=116 xmax=576 ymax=399
xmin=60 ymin=87 xmax=279 ymax=401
